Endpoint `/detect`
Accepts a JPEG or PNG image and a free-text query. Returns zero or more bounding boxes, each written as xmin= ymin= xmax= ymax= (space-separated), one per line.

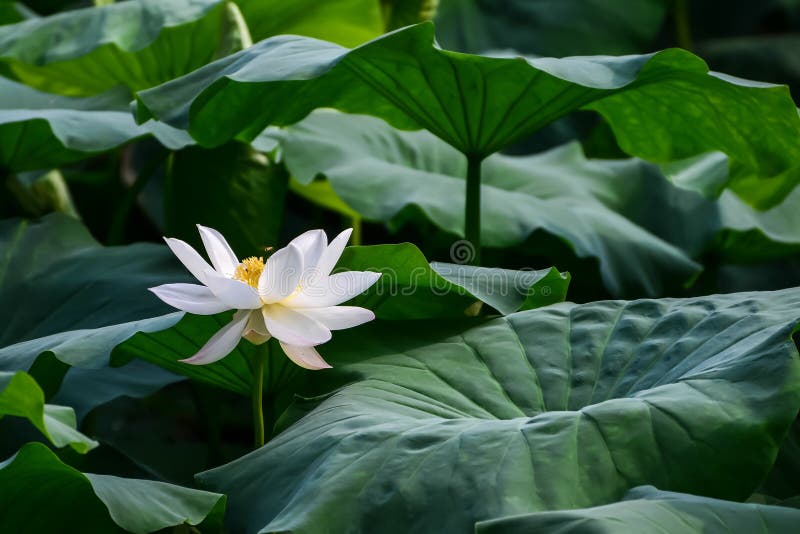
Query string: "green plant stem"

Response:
xmin=250 ymin=344 xmax=268 ymax=449
xmin=674 ymin=0 xmax=692 ymax=51
xmin=351 ymin=215 xmax=363 ymax=246
xmin=465 ymin=154 xmax=483 ymax=265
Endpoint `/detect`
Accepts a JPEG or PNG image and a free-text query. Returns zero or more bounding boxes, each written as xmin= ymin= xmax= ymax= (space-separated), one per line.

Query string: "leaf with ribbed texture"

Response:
xmin=0 ymin=442 xmax=225 ymax=533
xmin=274 ymin=111 xmax=800 ymax=295
xmin=475 ymin=486 xmax=800 ymax=533
xmin=270 ymin=111 xmax=700 ymax=297
xmin=0 ymin=0 xmax=228 ymax=96
xmin=136 ymin=22 xmax=800 ymax=208
xmin=0 ymin=371 xmax=97 ymax=452
xmin=0 ymin=77 xmax=191 ymax=173
xmin=198 ymin=288 xmax=800 ymax=533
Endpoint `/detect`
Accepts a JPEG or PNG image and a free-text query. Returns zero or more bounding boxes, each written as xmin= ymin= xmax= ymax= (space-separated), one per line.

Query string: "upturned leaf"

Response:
xmin=136 ymin=22 xmax=800 ymax=208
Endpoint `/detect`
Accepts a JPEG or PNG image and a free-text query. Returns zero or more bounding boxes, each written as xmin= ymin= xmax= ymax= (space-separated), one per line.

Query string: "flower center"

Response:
xmin=233 ymin=256 xmax=264 ymax=288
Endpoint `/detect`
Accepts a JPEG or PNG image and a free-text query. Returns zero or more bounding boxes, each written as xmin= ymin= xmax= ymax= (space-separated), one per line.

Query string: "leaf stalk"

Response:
xmin=465 ymin=154 xmax=483 ymax=265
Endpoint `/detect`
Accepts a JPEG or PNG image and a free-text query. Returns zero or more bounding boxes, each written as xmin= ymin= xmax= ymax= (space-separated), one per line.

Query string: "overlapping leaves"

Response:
xmin=1 ymin=214 xmax=567 ymax=400
xmin=136 ymin=21 xmax=800 ymax=208
xmin=0 ymin=0 xmax=229 ymax=96
xmin=115 ymin=243 xmax=568 ymax=394
xmin=273 ymin=111 xmax=800 ymax=296
xmin=271 ymin=111 xmax=701 ymax=296
xmin=0 ymin=215 xmax=188 ymax=416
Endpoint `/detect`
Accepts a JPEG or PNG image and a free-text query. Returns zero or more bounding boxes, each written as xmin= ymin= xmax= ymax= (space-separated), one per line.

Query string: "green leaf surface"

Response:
xmin=475 ymin=486 xmax=800 ymax=533
xmin=272 ymin=111 xmax=701 ymax=297
xmin=612 ymin=152 xmax=800 ymax=263
xmin=761 ymin=416 xmax=800 ymax=502
xmin=0 ymin=371 xmax=97 ymax=452
xmin=0 ymin=215 xmax=191 ymax=413
xmin=435 ymin=0 xmax=668 ymax=56
xmin=276 ymin=112 xmax=800 ymax=294
xmin=0 ymin=0 xmax=228 ymax=96
xmin=0 ymin=442 xmax=225 ymax=533
xmin=0 ymin=77 xmax=192 ymax=172
xmin=199 ymin=288 xmax=800 ymax=533
xmin=0 ymin=78 xmax=138 ymax=172
xmin=338 ymin=243 xmax=569 ymax=318
xmin=136 ymin=22 xmax=800 ymax=208
xmin=234 ymin=0 xmax=383 ymax=46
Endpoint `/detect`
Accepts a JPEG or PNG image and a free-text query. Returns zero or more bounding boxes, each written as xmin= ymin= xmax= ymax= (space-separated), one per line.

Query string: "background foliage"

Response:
xmin=2 ymin=0 xmax=800 ymax=533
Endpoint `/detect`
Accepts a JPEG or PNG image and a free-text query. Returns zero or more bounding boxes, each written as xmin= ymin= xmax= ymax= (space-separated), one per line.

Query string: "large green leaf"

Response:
xmin=136 ymin=22 xmax=800 ymax=208
xmin=271 ymin=111 xmax=700 ymax=296
xmin=0 ymin=442 xmax=225 ymax=533
xmin=0 ymin=77 xmax=192 ymax=173
xmin=434 ymin=0 xmax=668 ymax=56
xmin=0 ymin=371 xmax=97 ymax=452
xmin=0 ymin=78 xmax=139 ymax=172
xmin=0 ymin=0 xmax=229 ymax=96
xmin=235 ymin=0 xmax=383 ymax=46
xmin=199 ymin=288 xmax=800 ymax=533
xmin=475 ymin=486 xmax=800 ymax=533
xmin=607 ymin=152 xmax=800 ymax=263
xmin=0 ymin=215 xmax=190 ymax=415
xmin=115 ymin=242 xmax=569 ymax=395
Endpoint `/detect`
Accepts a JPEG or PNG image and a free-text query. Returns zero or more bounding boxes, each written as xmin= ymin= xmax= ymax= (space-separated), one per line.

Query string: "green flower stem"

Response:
xmin=250 ymin=343 xmax=268 ymax=449
xmin=465 ymin=154 xmax=484 ymax=265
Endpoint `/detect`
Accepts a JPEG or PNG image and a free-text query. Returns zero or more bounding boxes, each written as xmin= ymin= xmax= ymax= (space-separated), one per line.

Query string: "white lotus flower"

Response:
xmin=149 ymin=226 xmax=381 ymax=370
